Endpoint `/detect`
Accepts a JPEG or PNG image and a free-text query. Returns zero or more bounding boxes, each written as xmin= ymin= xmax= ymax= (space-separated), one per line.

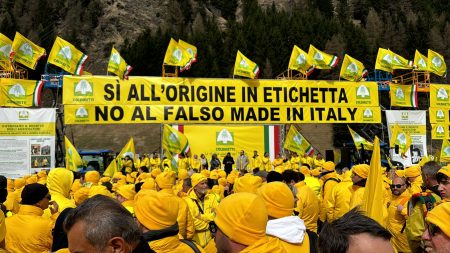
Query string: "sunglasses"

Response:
xmin=390 ymin=184 xmax=404 ymax=189
xmin=427 ymin=222 xmax=441 ymax=236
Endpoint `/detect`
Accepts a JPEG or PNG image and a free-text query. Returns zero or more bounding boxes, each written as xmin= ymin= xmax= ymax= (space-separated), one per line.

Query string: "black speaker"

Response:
xmin=340 ymin=148 xmax=351 ymax=168
xmin=325 ymin=150 xmax=334 ymax=162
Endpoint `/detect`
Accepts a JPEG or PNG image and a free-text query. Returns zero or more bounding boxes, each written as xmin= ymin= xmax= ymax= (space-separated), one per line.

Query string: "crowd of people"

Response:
xmin=0 ymin=149 xmax=449 ymax=253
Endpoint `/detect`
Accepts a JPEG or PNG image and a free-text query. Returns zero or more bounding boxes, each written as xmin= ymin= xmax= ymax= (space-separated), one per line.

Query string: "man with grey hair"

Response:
xmin=64 ymin=195 xmax=152 ymax=253
xmin=405 ymin=161 xmax=442 ymax=252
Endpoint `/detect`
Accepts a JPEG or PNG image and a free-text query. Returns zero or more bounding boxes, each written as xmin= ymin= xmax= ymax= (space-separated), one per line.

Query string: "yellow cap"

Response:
xmin=352 ymin=164 xmax=370 ymax=179
xmin=141 ymin=178 xmax=156 ymax=190
xmin=85 ymin=171 xmax=100 ymax=185
xmin=26 ymin=175 xmax=38 ymax=185
xmin=300 ymin=166 xmax=310 ymax=176
xmin=227 ymin=174 xmax=237 ymax=184
xmin=201 ymin=170 xmax=210 ymax=178
xmin=155 ymin=171 xmax=176 ymax=189
xmin=438 ymin=166 xmax=450 ymax=177
xmin=178 ymin=169 xmax=188 ymax=180
xmin=233 ymin=174 xmax=262 ymax=194
xmin=210 ymin=170 xmax=219 ymax=180
xmin=116 ymin=184 xmax=136 ymax=200
xmin=322 ymin=161 xmax=335 ymax=172
xmin=218 ymin=170 xmax=227 ymax=179
xmin=14 ymin=178 xmax=26 ymax=190
xmin=135 ymin=191 xmax=179 ymax=230
xmin=191 ymin=173 xmax=207 ymax=189
xmin=426 ymin=202 xmax=450 ymax=238
xmin=134 ymin=188 xmax=156 ymax=201
xmin=88 ymin=185 xmax=112 ymax=198
xmin=100 ymin=177 xmax=111 ymax=183
xmin=405 ymin=165 xmax=421 ymax=178
xmin=71 ymin=179 xmax=82 ymax=193
xmin=214 ymin=192 xmax=267 ymax=246
xmin=395 ymin=169 xmax=406 ymax=178
xmin=218 ymin=178 xmax=227 ymax=187
xmin=151 ymin=168 xmax=162 ymax=179
xmin=73 ymin=187 xmax=89 ymax=205
xmin=256 ymin=182 xmax=294 ymax=218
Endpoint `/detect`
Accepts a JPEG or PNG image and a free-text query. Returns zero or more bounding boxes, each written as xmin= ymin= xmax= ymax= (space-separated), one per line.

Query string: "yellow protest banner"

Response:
xmin=64 ymin=104 xmax=381 ymax=124
xmin=430 ymin=84 xmax=450 ymax=107
xmin=429 ymin=108 xmax=449 ymax=123
xmin=63 ymin=76 xmax=380 ymax=107
xmin=431 ymin=124 xmax=449 ymax=140
xmin=0 ymin=78 xmax=44 ymax=107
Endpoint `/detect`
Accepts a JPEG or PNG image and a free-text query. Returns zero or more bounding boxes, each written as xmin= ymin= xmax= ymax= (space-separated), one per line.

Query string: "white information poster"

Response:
xmin=385 ymin=110 xmax=427 ymax=167
xmin=0 ymin=108 xmax=56 ymax=178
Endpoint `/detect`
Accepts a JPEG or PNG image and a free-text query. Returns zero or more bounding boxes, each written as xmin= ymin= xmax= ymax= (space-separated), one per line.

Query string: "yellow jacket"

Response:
xmin=349 ymin=185 xmax=365 ymax=209
xmin=319 ymin=172 xmax=339 ymax=221
xmin=304 ymin=176 xmax=321 ymax=199
xmin=313 ymin=158 xmax=325 ymax=169
xmin=190 ymin=158 xmax=201 ymax=171
xmin=122 ymin=159 xmax=133 ymax=173
xmin=160 ymin=189 xmax=195 ymax=240
xmin=151 ymin=158 xmax=161 ymax=170
xmin=405 ymin=191 xmax=441 ymax=253
xmin=251 ymin=156 xmax=263 ymax=170
xmin=46 ymin=168 xmax=76 ymax=217
xmin=5 ymin=205 xmax=53 ymax=253
xmin=267 ymin=234 xmax=310 ymax=253
xmin=0 ymin=211 xmax=5 ymax=249
xmin=325 ymin=179 xmax=353 ymax=222
xmin=240 ymin=236 xmax=287 ymax=253
xmin=177 ymin=158 xmax=189 ymax=171
xmin=294 ymin=182 xmax=319 ymax=232
xmin=387 ymin=191 xmax=411 ymax=253
xmin=3 ymin=191 xmax=19 ymax=214
xmin=300 ymin=157 xmax=313 ymax=167
xmin=272 ymin=159 xmax=284 ymax=173
xmin=408 ymin=181 xmax=422 ymax=195
xmin=141 ymin=157 xmax=150 ymax=168
xmin=184 ymin=189 xmax=220 ymax=247
xmin=148 ymin=234 xmax=205 ymax=253
xmin=261 ymin=157 xmax=272 ymax=171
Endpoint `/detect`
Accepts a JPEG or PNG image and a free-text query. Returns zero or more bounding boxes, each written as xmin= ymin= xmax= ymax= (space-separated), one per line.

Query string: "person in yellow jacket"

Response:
xmin=313 ymin=153 xmax=325 ymax=169
xmin=256 ymin=182 xmax=312 ymax=252
xmin=214 ymin=192 xmax=285 ymax=253
xmin=272 ymin=153 xmax=284 ymax=173
xmin=300 ymin=166 xmax=321 ymax=198
xmin=141 ymin=154 xmax=150 ymax=168
xmin=387 ymin=176 xmax=411 ymax=253
xmin=46 ymin=168 xmax=76 ymax=216
xmin=422 ymin=202 xmax=450 ymax=253
xmin=405 ymin=161 xmax=442 ymax=253
xmin=290 ymin=152 xmax=301 ymax=171
xmin=6 ymin=183 xmax=58 ymax=253
xmin=184 ymin=173 xmax=220 ymax=249
xmin=121 ymin=155 xmax=134 ymax=174
xmin=151 ymin=153 xmax=162 ymax=171
xmin=301 ymin=153 xmax=314 ymax=168
xmin=135 ymin=191 xmax=205 ymax=253
xmin=319 ymin=161 xmax=340 ymax=222
xmin=190 ymin=154 xmax=202 ymax=172
xmin=349 ymin=164 xmax=370 ymax=208
xmin=405 ymin=165 xmax=423 ymax=195
xmin=177 ymin=153 xmax=189 ymax=172
xmin=325 ymin=169 xmax=353 ymax=222
xmin=156 ymin=171 xmax=195 ymax=240
xmin=251 ymin=150 xmax=263 ymax=171
xmin=116 ymin=184 xmax=136 ymax=214
xmin=261 ymin=152 xmax=272 ymax=172
xmin=436 ymin=166 xmax=450 ymax=200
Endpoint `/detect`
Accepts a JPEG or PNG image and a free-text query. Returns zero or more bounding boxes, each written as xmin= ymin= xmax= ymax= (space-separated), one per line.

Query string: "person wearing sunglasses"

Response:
xmin=5 ymin=183 xmax=58 ymax=253
xmin=422 ymin=202 xmax=450 ymax=253
xmin=436 ymin=166 xmax=450 ymax=201
xmin=386 ymin=176 xmax=411 ymax=253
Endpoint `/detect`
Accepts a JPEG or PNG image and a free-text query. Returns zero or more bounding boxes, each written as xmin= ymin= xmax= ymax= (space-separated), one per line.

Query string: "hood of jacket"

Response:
xmin=266 ymin=216 xmax=306 ymax=244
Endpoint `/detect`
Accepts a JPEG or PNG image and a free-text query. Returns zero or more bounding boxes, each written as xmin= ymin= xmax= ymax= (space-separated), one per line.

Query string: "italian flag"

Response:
xmin=329 ymin=56 xmax=339 ymax=68
xmin=411 ymin=84 xmax=418 ymax=108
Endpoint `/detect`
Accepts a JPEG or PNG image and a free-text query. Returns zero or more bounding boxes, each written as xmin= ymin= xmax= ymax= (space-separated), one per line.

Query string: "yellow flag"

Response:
xmin=107 ymin=47 xmax=132 ymax=79
xmin=65 ymin=136 xmax=83 ymax=172
xmin=162 ymin=125 xmax=190 ymax=154
xmin=307 ymin=44 xmax=339 ymax=69
xmin=390 ymin=124 xmax=412 ymax=155
xmin=391 ymin=50 xmax=413 ymax=70
xmin=375 ymin=48 xmax=393 ymax=73
xmin=348 ymin=126 xmax=373 ymax=150
xmin=361 ymin=137 xmax=386 ymax=226
xmin=163 ymin=38 xmax=191 ymax=67
xmin=283 ymin=126 xmax=314 ymax=155
xmin=47 ymin=36 xmax=88 ymax=75
xmin=103 ymin=137 xmax=135 ymax=176
xmin=0 ymin=78 xmax=44 ymax=107
xmin=233 ymin=50 xmax=260 ymax=79
xmin=0 ymin=33 xmax=13 ymax=70
xmin=288 ymin=45 xmax=314 ymax=75
xmin=389 ymin=83 xmax=418 ymax=108
xmin=414 ymin=50 xmax=428 ymax=71
xmin=10 ymin=32 xmax=46 ymax=70
xmin=178 ymin=39 xmax=197 ymax=72
xmin=340 ymin=54 xmax=368 ymax=81
xmin=440 ymin=139 xmax=450 ymax=162
xmin=428 ymin=49 xmax=447 ymax=77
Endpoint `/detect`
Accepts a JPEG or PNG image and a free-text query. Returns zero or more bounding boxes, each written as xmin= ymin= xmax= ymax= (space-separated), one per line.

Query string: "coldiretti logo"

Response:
xmin=216 ymin=128 xmax=234 ymax=145
xmin=18 ymin=110 xmax=29 ymax=120
xmin=437 ymin=87 xmax=449 ymax=101
xmin=8 ymin=83 xmax=26 ymax=101
xmin=58 ymin=46 xmax=72 ymax=62
xmin=363 ymin=108 xmax=373 ymax=120
xmin=75 ymin=107 xmax=89 ymax=122
xmin=395 ymin=87 xmax=405 ymax=100
xmin=19 ymin=43 xmax=33 ymax=59
xmin=74 ymin=80 xmax=93 ymax=96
